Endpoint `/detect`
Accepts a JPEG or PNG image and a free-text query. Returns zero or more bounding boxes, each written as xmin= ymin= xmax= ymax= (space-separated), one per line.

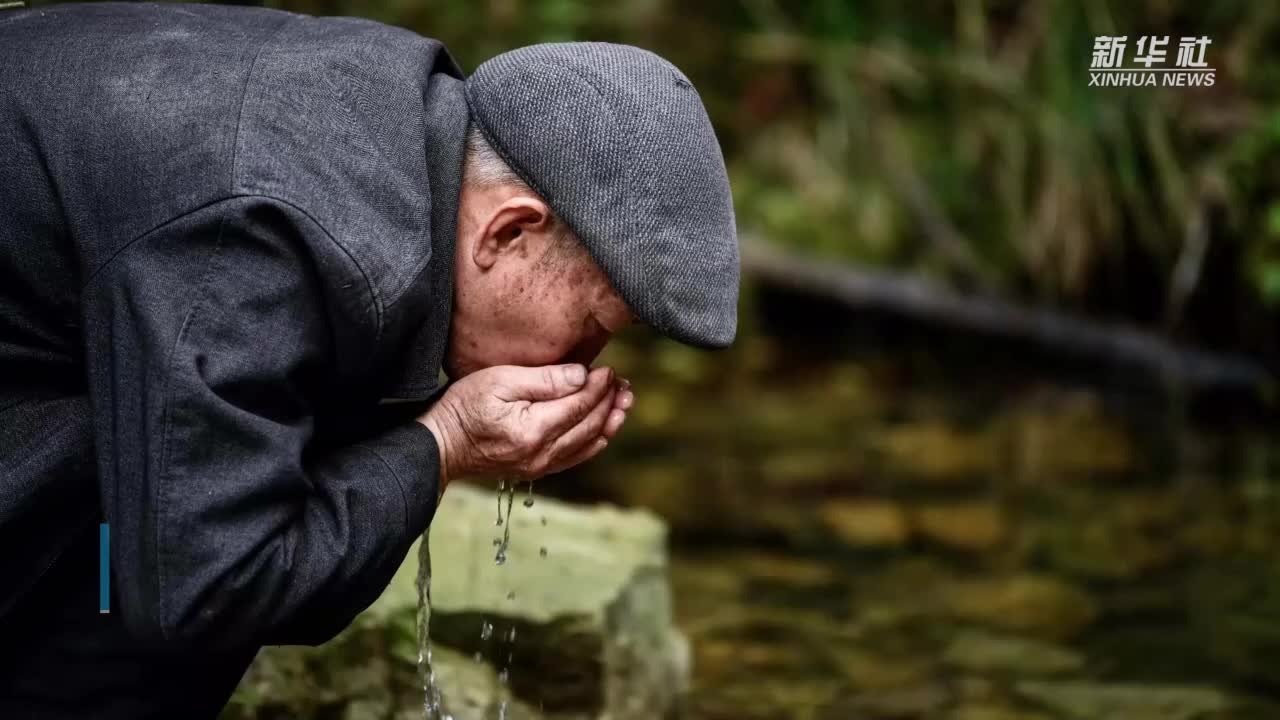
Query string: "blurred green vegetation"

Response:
xmin=23 ymin=0 xmax=1275 ymax=355
xmin=265 ymin=0 xmax=1280 ymax=360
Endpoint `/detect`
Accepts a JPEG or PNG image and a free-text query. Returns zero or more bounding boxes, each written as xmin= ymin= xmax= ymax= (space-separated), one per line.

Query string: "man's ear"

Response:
xmin=473 ymin=196 xmax=553 ymax=270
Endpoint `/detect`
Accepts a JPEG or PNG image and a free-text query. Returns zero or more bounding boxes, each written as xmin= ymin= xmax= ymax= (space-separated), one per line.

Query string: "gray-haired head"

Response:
xmin=464 ymin=42 xmax=740 ymax=349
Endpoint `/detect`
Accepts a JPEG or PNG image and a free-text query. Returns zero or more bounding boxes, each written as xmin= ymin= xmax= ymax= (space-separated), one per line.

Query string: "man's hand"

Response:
xmin=417 ymin=364 xmax=632 ymax=487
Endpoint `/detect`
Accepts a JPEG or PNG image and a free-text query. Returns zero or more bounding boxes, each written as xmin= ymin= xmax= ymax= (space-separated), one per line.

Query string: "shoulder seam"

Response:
xmin=230 ymin=13 xmax=294 ymax=194
xmin=81 ymin=193 xmax=384 ymax=350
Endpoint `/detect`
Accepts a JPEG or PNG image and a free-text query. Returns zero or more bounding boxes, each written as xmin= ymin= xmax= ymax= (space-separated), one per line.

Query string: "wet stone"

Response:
xmin=759 ymin=450 xmax=850 ymax=490
xmin=736 ymin=551 xmax=840 ymax=587
xmin=942 ymin=629 xmax=1084 ymax=676
xmin=942 ymin=574 xmax=1098 ymax=640
xmin=871 ymin=422 xmax=999 ymax=483
xmin=912 ymin=502 xmax=1009 ymax=553
xmin=833 ymin=647 xmax=935 ymax=692
xmin=1014 ymin=680 xmax=1232 ymax=720
xmin=823 ymin=682 xmax=952 ymax=719
xmin=1003 ymin=399 xmax=1135 ymax=481
xmin=230 ymin=484 xmax=687 ymax=720
xmin=947 ymin=702 xmax=1055 ymax=720
xmin=820 ymin=499 xmax=911 ymax=548
xmin=419 ymin=484 xmax=688 ymax=719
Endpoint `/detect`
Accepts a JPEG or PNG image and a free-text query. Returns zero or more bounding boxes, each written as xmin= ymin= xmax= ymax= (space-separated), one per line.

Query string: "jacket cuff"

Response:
xmin=358 ymin=420 xmax=442 ymax=538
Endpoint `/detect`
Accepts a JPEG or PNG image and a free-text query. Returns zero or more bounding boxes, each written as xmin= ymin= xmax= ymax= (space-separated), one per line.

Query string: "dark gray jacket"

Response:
xmin=0 ymin=0 xmax=464 ymax=661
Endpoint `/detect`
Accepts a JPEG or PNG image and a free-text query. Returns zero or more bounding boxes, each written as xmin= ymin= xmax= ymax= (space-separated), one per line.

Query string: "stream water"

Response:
xmin=414 ymin=527 xmax=446 ymax=719
xmin=420 ymin=341 xmax=1280 ymax=718
xmin=225 ymin=331 xmax=1280 ymax=720
xmin=417 ymin=475 xmax=533 ymax=720
xmin=509 ymin=328 xmax=1280 ymax=718
xmin=605 ymin=342 xmax=1280 ymax=718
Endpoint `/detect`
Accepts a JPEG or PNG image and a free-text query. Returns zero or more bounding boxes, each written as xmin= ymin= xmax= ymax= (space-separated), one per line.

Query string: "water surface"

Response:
xmin=571 ymin=332 xmax=1280 ymax=719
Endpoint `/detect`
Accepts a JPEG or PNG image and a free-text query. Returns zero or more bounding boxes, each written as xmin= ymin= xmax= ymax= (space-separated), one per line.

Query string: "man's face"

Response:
xmin=445 ymin=185 xmax=634 ymax=379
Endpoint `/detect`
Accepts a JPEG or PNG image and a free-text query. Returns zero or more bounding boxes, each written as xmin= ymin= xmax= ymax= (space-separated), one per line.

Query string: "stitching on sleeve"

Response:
xmin=348 ymin=443 xmax=415 ymax=535
xmin=144 ymin=194 xmax=378 ymax=639
xmin=153 ymin=213 xmax=231 ymax=640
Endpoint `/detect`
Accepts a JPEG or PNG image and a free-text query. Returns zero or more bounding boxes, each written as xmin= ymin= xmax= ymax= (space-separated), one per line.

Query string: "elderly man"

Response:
xmin=0 ymin=2 xmax=737 ymax=717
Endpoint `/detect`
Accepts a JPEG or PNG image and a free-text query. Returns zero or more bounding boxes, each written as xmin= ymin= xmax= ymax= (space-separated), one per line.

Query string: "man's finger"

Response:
xmin=528 ymin=366 xmax=614 ymax=436
xmin=544 ymin=386 xmax=614 ymax=463
xmin=548 ymin=436 xmax=609 ymax=476
xmin=601 ymin=407 xmax=627 ymax=438
xmin=612 ymin=387 xmax=633 ymax=411
xmin=495 ymin=363 xmax=587 ymax=402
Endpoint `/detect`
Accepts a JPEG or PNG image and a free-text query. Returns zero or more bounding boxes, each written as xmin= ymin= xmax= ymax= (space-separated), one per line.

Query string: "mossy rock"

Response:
xmin=1014 ymin=681 xmax=1231 ymax=720
xmin=226 ymin=484 xmax=688 ymax=720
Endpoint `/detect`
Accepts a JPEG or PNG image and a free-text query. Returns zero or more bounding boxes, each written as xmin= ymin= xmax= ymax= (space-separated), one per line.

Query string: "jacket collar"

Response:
xmin=378 ymin=69 xmax=468 ymax=402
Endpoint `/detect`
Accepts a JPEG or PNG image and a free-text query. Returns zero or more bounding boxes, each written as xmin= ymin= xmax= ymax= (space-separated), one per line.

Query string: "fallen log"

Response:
xmin=740 ymin=238 xmax=1273 ymax=397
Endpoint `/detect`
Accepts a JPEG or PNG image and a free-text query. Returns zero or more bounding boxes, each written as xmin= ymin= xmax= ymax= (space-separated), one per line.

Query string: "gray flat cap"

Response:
xmin=464 ymin=42 xmax=739 ymax=349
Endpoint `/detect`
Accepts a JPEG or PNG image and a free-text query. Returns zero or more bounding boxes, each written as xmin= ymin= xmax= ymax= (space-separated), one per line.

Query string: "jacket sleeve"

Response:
xmin=82 ymin=195 xmax=442 ymax=649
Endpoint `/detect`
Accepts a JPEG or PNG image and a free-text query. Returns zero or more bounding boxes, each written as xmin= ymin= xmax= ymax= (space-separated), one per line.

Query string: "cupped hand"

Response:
xmin=417 ymin=364 xmax=631 ymax=486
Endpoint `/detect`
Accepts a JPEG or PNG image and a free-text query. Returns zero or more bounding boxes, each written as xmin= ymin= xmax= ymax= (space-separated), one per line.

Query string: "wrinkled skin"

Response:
xmin=418 ymin=182 xmax=636 ymax=486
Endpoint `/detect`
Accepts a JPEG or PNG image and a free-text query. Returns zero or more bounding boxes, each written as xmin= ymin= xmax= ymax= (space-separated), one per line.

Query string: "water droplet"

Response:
xmin=540 ymin=516 xmax=547 ymax=526
xmin=480 ymin=621 xmax=493 ymax=641
xmin=539 ymin=546 xmax=548 ymax=558
xmin=507 ymin=626 xmax=517 ymax=642
xmin=507 ymin=590 xmax=516 ymax=601
xmin=417 ymin=532 xmax=451 ymax=717
xmin=523 ymin=495 xmax=534 ymax=508
xmin=491 ymin=476 xmax=516 ymax=567
xmin=473 ymin=651 xmax=483 ymax=663
xmin=495 ymin=478 xmax=506 ymax=527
